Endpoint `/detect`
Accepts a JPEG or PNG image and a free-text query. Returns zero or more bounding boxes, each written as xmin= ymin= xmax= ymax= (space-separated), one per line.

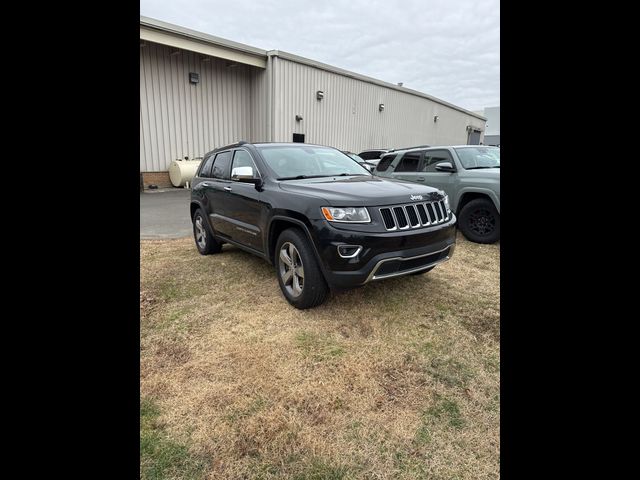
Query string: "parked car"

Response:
xmin=374 ymin=145 xmax=500 ymax=243
xmin=191 ymin=142 xmax=457 ymax=309
xmin=342 ymin=151 xmax=377 ymax=172
xmin=357 ymin=149 xmax=389 ymax=163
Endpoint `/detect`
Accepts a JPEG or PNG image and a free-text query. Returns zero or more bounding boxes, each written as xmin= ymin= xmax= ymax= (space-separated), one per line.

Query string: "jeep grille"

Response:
xmin=379 ymin=200 xmax=450 ymax=231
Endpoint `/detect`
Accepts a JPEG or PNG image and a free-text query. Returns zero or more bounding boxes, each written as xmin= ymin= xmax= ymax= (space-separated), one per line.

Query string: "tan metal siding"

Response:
xmin=249 ymin=68 xmax=269 ymax=142
xmin=272 ymin=58 xmax=485 ymax=151
xmin=140 ymin=42 xmax=256 ymax=172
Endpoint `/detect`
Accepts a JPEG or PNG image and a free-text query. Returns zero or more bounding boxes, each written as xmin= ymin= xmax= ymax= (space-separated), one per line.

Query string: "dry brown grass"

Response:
xmin=140 ymin=232 xmax=500 ymax=479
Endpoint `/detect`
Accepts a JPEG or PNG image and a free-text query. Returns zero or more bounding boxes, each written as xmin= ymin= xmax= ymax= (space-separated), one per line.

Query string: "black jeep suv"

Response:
xmin=190 ymin=142 xmax=457 ymax=309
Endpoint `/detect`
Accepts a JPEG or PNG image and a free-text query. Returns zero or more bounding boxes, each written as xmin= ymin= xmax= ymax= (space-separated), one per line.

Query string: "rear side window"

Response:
xmin=211 ymin=151 xmax=232 ymax=179
xmin=198 ymin=154 xmax=215 ymax=178
xmin=395 ymin=152 xmax=421 ymax=172
xmin=359 ymin=151 xmax=382 ymax=160
xmin=376 ymin=154 xmax=396 ymax=172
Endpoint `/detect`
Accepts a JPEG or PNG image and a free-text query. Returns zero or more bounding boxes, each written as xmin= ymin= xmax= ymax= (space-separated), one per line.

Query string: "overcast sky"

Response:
xmin=140 ymin=0 xmax=499 ymax=112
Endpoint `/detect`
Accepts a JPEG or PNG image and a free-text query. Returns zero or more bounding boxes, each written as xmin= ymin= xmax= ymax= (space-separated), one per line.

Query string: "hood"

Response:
xmin=278 ymin=175 xmax=444 ymax=206
xmin=464 ymin=168 xmax=500 ymax=178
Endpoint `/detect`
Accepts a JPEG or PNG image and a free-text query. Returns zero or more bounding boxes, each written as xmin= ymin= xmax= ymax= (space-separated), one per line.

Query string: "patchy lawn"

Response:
xmin=140 ymin=232 xmax=499 ymax=479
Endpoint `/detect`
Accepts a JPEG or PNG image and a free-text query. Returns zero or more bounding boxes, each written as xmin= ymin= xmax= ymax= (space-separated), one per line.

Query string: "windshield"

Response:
xmin=347 ymin=153 xmax=366 ymax=163
xmin=258 ymin=145 xmax=371 ymax=179
xmin=454 ymin=147 xmax=500 ymax=169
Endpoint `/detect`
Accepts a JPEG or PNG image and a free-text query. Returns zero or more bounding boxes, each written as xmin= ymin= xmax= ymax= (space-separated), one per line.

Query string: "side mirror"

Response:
xmin=435 ymin=162 xmax=455 ymax=172
xmin=232 ymin=166 xmax=262 ymax=189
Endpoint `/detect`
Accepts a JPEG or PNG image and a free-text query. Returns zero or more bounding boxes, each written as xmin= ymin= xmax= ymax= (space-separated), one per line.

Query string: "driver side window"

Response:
xmin=231 ymin=150 xmax=259 ymax=180
xmin=421 ymin=150 xmax=454 ymax=172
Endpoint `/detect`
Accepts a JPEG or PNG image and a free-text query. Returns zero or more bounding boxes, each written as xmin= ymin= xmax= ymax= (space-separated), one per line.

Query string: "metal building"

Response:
xmin=140 ymin=16 xmax=486 ymax=188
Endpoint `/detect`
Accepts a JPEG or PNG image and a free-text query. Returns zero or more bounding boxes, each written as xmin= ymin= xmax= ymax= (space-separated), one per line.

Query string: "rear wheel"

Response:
xmin=458 ymin=198 xmax=500 ymax=244
xmin=192 ymin=208 xmax=222 ymax=255
xmin=275 ymin=228 xmax=329 ymax=309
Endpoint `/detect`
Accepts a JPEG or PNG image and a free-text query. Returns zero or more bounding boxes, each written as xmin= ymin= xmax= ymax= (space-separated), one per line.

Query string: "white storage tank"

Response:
xmin=168 ymin=159 xmax=202 ymax=187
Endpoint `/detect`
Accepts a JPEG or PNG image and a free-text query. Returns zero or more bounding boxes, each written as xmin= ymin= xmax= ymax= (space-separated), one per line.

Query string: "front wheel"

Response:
xmin=275 ymin=228 xmax=329 ymax=309
xmin=192 ymin=209 xmax=222 ymax=255
xmin=458 ymin=198 xmax=500 ymax=244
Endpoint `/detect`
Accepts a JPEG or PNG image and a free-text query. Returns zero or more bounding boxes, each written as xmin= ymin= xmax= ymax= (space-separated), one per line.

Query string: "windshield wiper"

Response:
xmin=277 ymin=173 xmax=368 ymax=180
xmin=333 ymin=173 xmax=368 ymax=176
xmin=277 ymin=175 xmax=334 ymax=180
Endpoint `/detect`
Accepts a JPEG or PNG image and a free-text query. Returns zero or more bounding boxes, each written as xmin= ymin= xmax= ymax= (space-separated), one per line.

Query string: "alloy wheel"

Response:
xmin=278 ymin=242 xmax=305 ymax=297
xmin=468 ymin=208 xmax=496 ymax=236
xmin=195 ymin=215 xmax=207 ymax=249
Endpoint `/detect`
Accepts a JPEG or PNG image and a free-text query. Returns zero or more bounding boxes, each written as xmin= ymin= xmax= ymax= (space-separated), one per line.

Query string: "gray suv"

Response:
xmin=374 ymin=146 xmax=500 ymax=243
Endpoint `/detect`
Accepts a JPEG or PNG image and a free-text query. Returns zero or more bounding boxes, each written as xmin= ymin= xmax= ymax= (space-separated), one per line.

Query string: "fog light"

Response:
xmin=337 ymin=245 xmax=362 ymax=258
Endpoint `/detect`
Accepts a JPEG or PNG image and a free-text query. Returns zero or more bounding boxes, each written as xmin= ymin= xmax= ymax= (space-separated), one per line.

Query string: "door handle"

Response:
xmin=224 ymin=186 xmax=232 ymax=192
xmin=201 ymin=181 xmax=213 ymax=187
xmin=416 ymin=177 xmax=425 ymax=181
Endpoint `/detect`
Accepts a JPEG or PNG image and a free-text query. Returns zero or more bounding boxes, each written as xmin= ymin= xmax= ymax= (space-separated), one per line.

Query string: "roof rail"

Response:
xmin=387 ymin=144 xmax=431 ymax=153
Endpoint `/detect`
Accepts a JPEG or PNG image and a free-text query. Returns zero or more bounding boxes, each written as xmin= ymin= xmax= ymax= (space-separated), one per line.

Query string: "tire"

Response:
xmin=192 ymin=208 xmax=222 ymax=255
xmin=410 ymin=266 xmax=435 ymax=276
xmin=458 ymin=198 xmax=500 ymax=244
xmin=275 ymin=228 xmax=329 ymax=309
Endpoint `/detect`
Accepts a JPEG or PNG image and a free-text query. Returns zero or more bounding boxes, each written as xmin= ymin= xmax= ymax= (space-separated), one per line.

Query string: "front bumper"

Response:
xmin=311 ymin=215 xmax=457 ymax=289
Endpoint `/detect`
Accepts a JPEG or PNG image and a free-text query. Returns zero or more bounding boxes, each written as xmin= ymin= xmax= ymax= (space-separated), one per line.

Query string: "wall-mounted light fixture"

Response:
xmin=316 ymin=90 xmax=324 ymax=100
xmin=397 ymin=82 xmax=403 ymax=87
xmin=226 ymin=61 xmax=238 ymax=68
xmin=433 ymin=115 xmax=439 ymax=123
xmin=379 ymin=104 xmax=385 ymax=112
xmin=169 ymin=49 xmax=181 ymax=56
xmin=189 ymin=72 xmax=200 ymax=84
xmin=295 ymin=114 xmax=303 ymax=122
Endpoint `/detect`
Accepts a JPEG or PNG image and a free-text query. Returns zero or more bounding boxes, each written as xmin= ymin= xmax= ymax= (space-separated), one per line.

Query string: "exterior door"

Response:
xmin=467 ymin=129 xmax=481 ymax=145
xmin=419 ymin=149 xmax=458 ymax=198
xmin=223 ymin=149 xmax=265 ymax=252
xmin=389 ymin=151 xmax=424 ymax=183
xmin=203 ymin=150 xmax=234 ymax=238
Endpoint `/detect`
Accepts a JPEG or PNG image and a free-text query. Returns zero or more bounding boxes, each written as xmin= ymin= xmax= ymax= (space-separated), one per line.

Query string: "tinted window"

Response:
xmin=421 ymin=150 xmax=454 ymax=172
xmin=231 ymin=150 xmax=259 ymax=180
xmin=375 ymin=154 xmax=396 ymax=172
xmin=198 ymin=154 xmax=215 ymax=178
xmin=395 ymin=152 xmax=421 ymax=172
xmin=359 ymin=151 xmax=383 ymax=160
xmin=211 ymin=151 xmax=232 ymax=179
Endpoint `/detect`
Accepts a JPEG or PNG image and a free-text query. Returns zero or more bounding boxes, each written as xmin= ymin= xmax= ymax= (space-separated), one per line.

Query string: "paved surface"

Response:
xmin=140 ymin=188 xmax=192 ymax=239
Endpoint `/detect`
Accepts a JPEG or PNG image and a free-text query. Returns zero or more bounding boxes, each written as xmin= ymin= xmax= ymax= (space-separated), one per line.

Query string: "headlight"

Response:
xmin=321 ymin=207 xmax=371 ymax=223
xmin=443 ymin=194 xmax=450 ymax=213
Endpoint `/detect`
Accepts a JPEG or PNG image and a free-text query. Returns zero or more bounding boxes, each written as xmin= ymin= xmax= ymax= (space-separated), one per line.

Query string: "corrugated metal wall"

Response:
xmin=140 ymin=42 xmax=262 ymax=172
xmin=140 ymin=42 xmax=486 ymax=171
xmin=272 ymin=57 xmax=485 ymax=151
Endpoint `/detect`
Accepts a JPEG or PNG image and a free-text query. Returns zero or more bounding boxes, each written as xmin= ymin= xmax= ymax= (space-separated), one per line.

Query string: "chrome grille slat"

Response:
xmin=434 ymin=201 xmax=444 ymax=222
xmin=405 ymin=205 xmax=420 ymax=227
xmin=379 ymin=200 xmax=451 ymax=231
xmin=380 ymin=208 xmax=396 ymax=230
xmin=437 ymin=201 xmax=446 ymax=222
xmin=416 ymin=204 xmax=429 ymax=226
xmin=393 ymin=207 xmax=409 ymax=229
xmin=425 ymin=203 xmax=436 ymax=223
